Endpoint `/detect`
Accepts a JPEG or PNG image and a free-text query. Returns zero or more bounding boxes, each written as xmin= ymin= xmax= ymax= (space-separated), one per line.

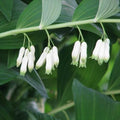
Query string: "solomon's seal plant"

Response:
xmin=0 ymin=0 xmax=120 ymax=120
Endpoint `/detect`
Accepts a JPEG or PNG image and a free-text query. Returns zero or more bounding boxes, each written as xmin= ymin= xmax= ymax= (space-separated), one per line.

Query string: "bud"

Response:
xmin=52 ymin=46 xmax=59 ymax=67
xmin=20 ymin=49 xmax=29 ymax=76
xmin=35 ymin=47 xmax=49 ymax=70
xmin=30 ymin=45 xmax=35 ymax=61
xmin=71 ymin=41 xmax=81 ymax=66
xmin=104 ymin=38 xmax=110 ymax=62
xmin=45 ymin=51 xmax=53 ymax=75
xmin=28 ymin=52 xmax=34 ymax=72
xmin=92 ymin=39 xmax=102 ymax=60
xmin=16 ymin=47 xmax=25 ymax=67
xmin=98 ymin=41 xmax=105 ymax=65
xmin=79 ymin=42 xmax=87 ymax=68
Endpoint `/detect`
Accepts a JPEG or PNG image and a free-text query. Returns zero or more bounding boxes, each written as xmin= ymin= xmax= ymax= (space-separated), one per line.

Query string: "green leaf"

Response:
xmin=108 ymin=51 xmax=120 ymax=90
xmin=18 ymin=69 xmax=48 ymax=98
xmin=56 ymin=0 xmax=78 ymax=23
xmin=0 ymin=0 xmax=14 ymax=21
xmin=72 ymin=0 xmax=99 ymax=21
xmin=17 ymin=0 xmax=42 ymax=28
xmin=40 ymin=0 xmax=62 ymax=27
xmin=95 ymin=0 xmax=120 ymax=21
xmin=72 ymin=80 xmax=120 ymax=120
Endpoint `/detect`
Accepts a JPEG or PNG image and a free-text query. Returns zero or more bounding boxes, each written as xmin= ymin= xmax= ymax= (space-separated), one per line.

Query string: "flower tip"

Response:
xmin=20 ymin=71 xmax=26 ymax=76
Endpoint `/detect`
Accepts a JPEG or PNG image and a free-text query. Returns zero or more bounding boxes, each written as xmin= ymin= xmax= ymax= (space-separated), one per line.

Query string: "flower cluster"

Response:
xmin=36 ymin=46 xmax=59 ymax=75
xmin=92 ymin=38 xmax=110 ymax=65
xmin=71 ymin=41 xmax=87 ymax=68
xmin=16 ymin=45 xmax=35 ymax=76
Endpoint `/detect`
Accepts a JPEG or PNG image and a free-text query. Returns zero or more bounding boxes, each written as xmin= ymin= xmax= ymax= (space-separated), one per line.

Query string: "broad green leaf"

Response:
xmin=72 ymin=0 xmax=99 ymax=21
xmin=18 ymin=69 xmax=48 ymax=98
xmin=72 ymin=80 xmax=120 ymax=120
xmin=95 ymin=0 xmax=120 ymax=21
xmin=40 ymin=0 xmax=62 ymax=27
xmin=17 ymin=0 xmax=42 ymax=28
xmin=0 ymin=65 xmax=17 ymax=85
xmin=108 ymin=51 xmax=120 ymax=90
xmin=57 ymin=46 xmax=76 ymax=102
xmin=56 ymin=0 xmax=78 ymax=23
xmin=0 ymin=0 xmax=13 ymax=21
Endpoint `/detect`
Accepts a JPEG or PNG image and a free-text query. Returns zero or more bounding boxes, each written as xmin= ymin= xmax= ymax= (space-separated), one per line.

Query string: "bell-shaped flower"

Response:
xmin=28 ymin=52 xmax=34 ymax=72
xmin=71 ymin=41 xmax=81 ymax=66
xmin=16 ymin=47 xmax=25 ymax=67
xmin=103 ymin=38 xmax=110 ymax=63
xmin=35 ymin=47 xmax=49 ymax=70
xmin=79 ymin=42 xmax=87 ymax=68
xmin=98 ymin=41 xmax=105 ymax=65
xmin=20 ymin=49 xmax=29 ymax=76
xmin=92 ymin=39 xmax=102 ymax=60
xmin=52 ymin=46 xmax=59 ymax=67
xmin=30 ymin=45 xmax=35 ymax=61
xmin=45 ymin=50 xmax=53 ymax=75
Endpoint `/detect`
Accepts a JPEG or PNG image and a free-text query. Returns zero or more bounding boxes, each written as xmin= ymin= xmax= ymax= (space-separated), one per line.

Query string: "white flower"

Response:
xmin=35 ymin=47 xmax=49 ymax=69
xmin=30 ymin=45 xmax=35 ymax=61
xmin=92 ymin=39 xmax=102 ymax=60
xmin=103 ymin=38 xmax=110 ymax=63
xmin=79 ymin=42 xmax=87 ymax=68
xmin=71 ymin=41 xmax=81 ymax=66
xmin=28 ymin=52 xmax=34 ymax=72
xmin=20 ymin=49 xmax=29 ymax=76
xmin=52 ymin=46 xmax=59 ymax=67
xmin=45 ymin=50 xmax=53 ymax=75
xmin=98 ymin=41 xmax=105 ymax=65
xmin=16 ymin=47 xmax=25 ymax=67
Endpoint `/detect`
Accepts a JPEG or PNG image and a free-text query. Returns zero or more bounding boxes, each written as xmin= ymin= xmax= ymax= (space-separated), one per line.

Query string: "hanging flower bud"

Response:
xmin=45 ymin=51 xmax=53 ymax=75
xmin=52 ymin=46 xmax=59 ymax=67
xmin=28 ymin=52 xmax=34 ymax=72
xmin=79 ymin=42 xmax=87 ymax=68
xmin=16 ymin=47 xmax=25 ymax=67
xmin=35 ymin=47 xmax=49 ymax=70
xmin=103 ymin=38 xmax=110 ymax=63
xmin=30 ymin=45 xmax=35 ymax=61
xmin=71 ymin=41 xmax=81 ymax=66
xmin=98 ymin=41 xmax=105 ymax=65
xmin=20 ymin=49 xmax=29 ymax=76
xmin=92 ymin=39 xmax=102 ymax=60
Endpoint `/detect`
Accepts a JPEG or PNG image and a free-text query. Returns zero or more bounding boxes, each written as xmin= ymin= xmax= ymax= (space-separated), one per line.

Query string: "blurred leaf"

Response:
xmin=72 ymin=80 xmax=120 ymax=120
xmin=108 ymin=51 xmax=120 ymax=90
xmin=95 ymin=0 xmax=120 ymax=20
xmin=72 ymin=0 xmax=99 ymax=21
xmin=17 ymin=0 xmax=42 ymax=28
xmin=7 ymin=49 xmax=18 ymax=68
xmin=40 ymin=0 xmax=62 ymax=27
xmin=18 ymin=69 xmax=48 ymax=98
xmin=0 ymin=64 xmax=17 ymax=85
xmin=56 ymin=0 xmax=78 ymax=23
xmin=0 ymin=0 xmax=26 ymax=33
xmin=0 ymin=0 xmax=13 ymax=21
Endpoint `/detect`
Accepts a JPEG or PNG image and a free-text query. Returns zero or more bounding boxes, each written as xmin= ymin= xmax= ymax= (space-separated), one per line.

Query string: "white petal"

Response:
xmin=16 ymin=47 xmax=25 ymax=67
xmin=52 ymin=46 xmax=59 ymax=67
xmin=92 ymin=39 xmax=102 ymax=60
xmin=80 ymin=42 xmax=87 ymax=62
xmin=98 ymin=41 xmax=105 ymax=65
xmin=28 ymin=52 xmax=34 ymax=72
xmin=20 ymin=49 xmax=29 ymax=76
xmin=71 ymin=41 xmax=81 ymax=66
xmin=30 ymin=45 xmax=35 ymax=61
xmin=79 ymin=58 xmax=86 ymax=68
xmin=45 ymin=51 xmax=53 ymax=75
xmin=35 ymin=47 xmax=49 ymax=69
xmin=104 ymin=38 xmax=110 ymax=62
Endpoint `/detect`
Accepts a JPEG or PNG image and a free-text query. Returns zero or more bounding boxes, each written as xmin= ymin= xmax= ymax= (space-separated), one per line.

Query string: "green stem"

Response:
xmin=45 ymin=29 xmax=51 ymax=47
xmin=77 ymin=26 xmax=84 ymax=42
xmin=100 ymin=22 xmax=107 ymax=39
xmin=48 ymin=102 xmax=75 ymax=115
xmin=103 ymin=90 xmax=120 ymax=95
xmin=0 ymin=19 xmax=120 ymax=38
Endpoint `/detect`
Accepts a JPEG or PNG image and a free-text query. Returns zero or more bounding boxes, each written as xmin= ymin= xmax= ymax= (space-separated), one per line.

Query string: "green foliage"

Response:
xmin=0 ymin=0 xmax=120 ymax=120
